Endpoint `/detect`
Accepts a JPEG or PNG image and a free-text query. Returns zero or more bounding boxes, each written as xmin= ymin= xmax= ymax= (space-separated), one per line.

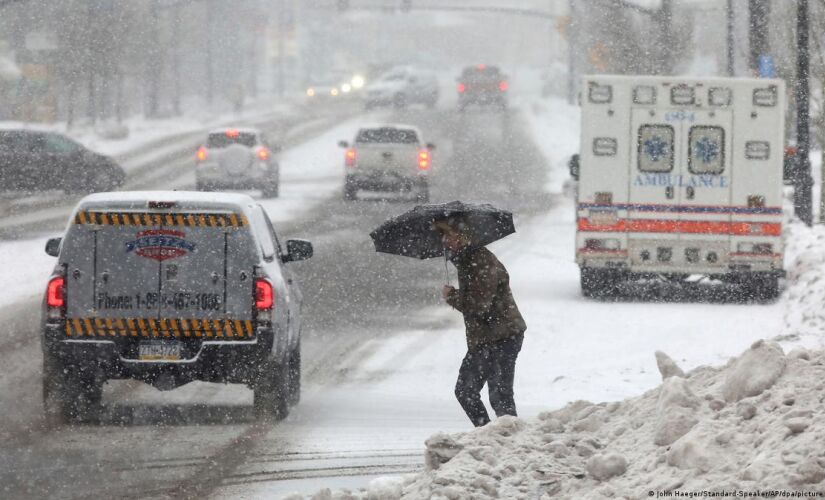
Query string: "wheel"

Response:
xmin=344 ymin=178 xmax=358 ymax=201
xmin=262 ymin=180 xmax=279 ymax=198
xmin=580 ymin=268 xmax=621 ymax=298
xmin=393 ymin=93 xmax=407 ymax=109
xmin=43 ymin=358 xmax=103 ymax=425
xmin=415 ymin=179 xmax=429 ymax=203
xmin=741 ymin=274 xmax=780 ymax=302
xmin=287 ymin=341 xmax=301 ymax=406
xmin=253 ymin=359 xmax=290 ymax=420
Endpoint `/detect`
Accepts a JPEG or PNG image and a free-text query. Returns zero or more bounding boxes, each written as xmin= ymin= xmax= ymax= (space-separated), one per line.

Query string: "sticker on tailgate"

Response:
xmin=125 ymin=229 xmax=195 ymax=261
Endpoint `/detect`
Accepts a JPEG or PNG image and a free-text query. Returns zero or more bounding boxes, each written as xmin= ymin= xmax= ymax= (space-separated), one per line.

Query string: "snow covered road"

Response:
xmin=0 ymin=96 xmax=796 ymax=499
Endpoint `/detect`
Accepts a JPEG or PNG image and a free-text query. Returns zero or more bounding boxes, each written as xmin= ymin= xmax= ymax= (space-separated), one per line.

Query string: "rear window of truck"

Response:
xmin=207 ymin=132 xmax=257 ymax=148
xmin=355 ymin=128 xmax=419 ymax=144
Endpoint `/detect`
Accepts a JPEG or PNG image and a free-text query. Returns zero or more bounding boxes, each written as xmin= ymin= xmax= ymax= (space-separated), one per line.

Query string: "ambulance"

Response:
xmin=573 ymin=75 xmax=785 ymax=298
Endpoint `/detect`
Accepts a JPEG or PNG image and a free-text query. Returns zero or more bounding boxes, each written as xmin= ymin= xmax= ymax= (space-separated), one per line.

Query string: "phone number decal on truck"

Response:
xmin=97 ymin=292 xmax=222 ymax=312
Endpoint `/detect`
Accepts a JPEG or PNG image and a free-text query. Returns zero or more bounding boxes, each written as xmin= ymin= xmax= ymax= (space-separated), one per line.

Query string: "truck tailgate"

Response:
xmin=62 ymin=210 xmax=256 ymax=341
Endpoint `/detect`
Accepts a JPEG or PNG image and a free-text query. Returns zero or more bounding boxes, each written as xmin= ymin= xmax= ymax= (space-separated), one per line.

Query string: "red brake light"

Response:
xmin=257 ymin=147 xmax=270 ymax=161
xmin=477 ymin=63 xmax=486 ymax=70
xmin=418 ymin=150 xmax=430 ymax=170
xmin=785 ymin=146 xmax=798 ymax=157
xmin=498 ymin=81 xmax=508 ymax=92
xmin=47 ymin=276 xmax=65 ymax=308
xmin=457 ymin=83 xmax=466 ymax=93
xmin=196 ymin=146 xmax=207 ymax=162
xmin=255 ymin=279 xmax=274 ymax=310
xmin=345 ymin=148 xmax=356 ymax=167
xmin=225 ymin=129 xmax=240 ymax=138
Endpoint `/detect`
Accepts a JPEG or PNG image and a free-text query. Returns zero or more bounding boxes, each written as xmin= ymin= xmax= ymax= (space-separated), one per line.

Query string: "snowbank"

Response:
xmin=301 ymin=340 xmax=825 ymax=499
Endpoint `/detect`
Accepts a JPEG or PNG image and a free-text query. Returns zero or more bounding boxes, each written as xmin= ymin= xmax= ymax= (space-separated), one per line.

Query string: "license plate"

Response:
xmin=139 ymin=341 xmax=181 ymax=361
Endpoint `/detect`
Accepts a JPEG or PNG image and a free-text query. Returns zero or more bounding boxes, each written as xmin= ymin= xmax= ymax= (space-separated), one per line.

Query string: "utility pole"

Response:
xmin=656 ymin=0 xmax=673 ymax=75
xmin=748 ymin=0 xmax=769 ymax=76
xmin=171 ymin=2 xmax=181 ymax=116
xmin=277 ymin=0 xmax=285 ymax=98
xmin=567 ymin=0 xmax=576 ymax=104
xmin=796 ymin=0 xmax=813 ymax=226
xmin=726 ymin=0 xmax=734 ymax=76
xmin=205 ymin=0 xmax=214 ymax=106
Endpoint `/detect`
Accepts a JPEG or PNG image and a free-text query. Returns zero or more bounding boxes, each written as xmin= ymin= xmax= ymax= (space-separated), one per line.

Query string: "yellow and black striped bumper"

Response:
xmin=65 ymin=317 xmax=256 ymax=339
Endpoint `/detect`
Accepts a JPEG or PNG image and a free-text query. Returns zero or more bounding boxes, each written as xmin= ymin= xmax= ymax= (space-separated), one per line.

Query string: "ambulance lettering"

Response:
xmin=633 ymin=174 xmax=729 ymax=188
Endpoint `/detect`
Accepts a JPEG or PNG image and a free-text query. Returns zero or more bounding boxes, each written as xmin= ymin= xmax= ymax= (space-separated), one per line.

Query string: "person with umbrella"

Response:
xmin=434 ymin=216 xmax=526 ymax=427
xmin=370 ymin=201 xmax=526 ymax=427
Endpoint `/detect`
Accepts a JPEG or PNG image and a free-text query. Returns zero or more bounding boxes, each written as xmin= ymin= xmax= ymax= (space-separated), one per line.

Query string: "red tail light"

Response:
xmin=47 ymin=276 xmax=65 ymax=308
xmin=225 ymin=129 xmax=240 ymax=138
xmin=255 ymin=278 xmax=274 ymax=310
xmin=345 ymin=148 xmax=356 ymax=167
xmin=418 ymin=150 xmax=430 ymax=170
xmin=257 ymin=147 xmax=270 ymax=161
xmin=457 ymin=83 xmax=466 ymax=93
xmin=196 ymin=146 xmax=207 ymax=162
xmin=498 ymin=81 xmax=508 ymax=92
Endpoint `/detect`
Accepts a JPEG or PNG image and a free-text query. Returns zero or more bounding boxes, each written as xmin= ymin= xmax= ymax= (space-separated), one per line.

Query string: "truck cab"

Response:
xmin=575 ymin=75 xmax=785 ymax=299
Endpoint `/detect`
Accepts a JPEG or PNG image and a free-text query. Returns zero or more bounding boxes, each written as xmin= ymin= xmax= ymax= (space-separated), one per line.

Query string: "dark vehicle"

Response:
xmin=195 ymin=127 xmax=281 ymax=198
xmin=0 ymin=129 xmax=125 ymax=194
xmin=41 ymin=192 xmax=313 ymax=423
xmin=456 ymin=64 xmax=508 ymax=112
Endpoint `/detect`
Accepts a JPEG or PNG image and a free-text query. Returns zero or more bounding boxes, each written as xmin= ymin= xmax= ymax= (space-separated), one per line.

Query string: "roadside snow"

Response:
xmin=291 ymin=93 xmax=825 ymax=499
xmin=0 ymin=236 xmax=56 ymax=308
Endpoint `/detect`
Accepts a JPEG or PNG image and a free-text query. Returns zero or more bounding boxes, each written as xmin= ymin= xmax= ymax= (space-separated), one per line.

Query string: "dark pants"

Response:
xmin=454 ymin=334 xmax=523 ymax=427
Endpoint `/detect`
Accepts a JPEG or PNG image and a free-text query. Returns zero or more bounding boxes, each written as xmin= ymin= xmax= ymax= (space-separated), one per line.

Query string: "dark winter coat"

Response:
xmin=445 ymin=246 xmax=526 ymax=350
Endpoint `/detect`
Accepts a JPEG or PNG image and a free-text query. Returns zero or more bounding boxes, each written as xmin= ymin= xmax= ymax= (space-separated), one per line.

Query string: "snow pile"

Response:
xmin=301 ymin=341 xmax=825 ymax=499
xmin=782 ymin=222 xmax=825 ymax=348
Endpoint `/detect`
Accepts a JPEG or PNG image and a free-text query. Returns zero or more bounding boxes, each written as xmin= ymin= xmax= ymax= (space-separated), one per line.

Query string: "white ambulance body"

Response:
xmin=575 ymin=75 xmax=785 ymax=298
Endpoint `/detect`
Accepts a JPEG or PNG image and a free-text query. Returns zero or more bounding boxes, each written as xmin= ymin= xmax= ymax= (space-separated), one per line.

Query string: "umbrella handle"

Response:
xmin=444 ymin=253 xmax=450 ymax=286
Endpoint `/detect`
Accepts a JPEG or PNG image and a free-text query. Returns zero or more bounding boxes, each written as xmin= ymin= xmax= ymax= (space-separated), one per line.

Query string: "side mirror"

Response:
xmin=568 ymin=154 xmax=580 ymax=181
xmin=45 ymin=237 xmax=62 ymax=257
xmin=338 ymin=140 xmax=349 ymax=148
xmin=426 ymin=143 xmax=436 ymax=151
xmin=283 ymin=239 xmax=313 ymax=263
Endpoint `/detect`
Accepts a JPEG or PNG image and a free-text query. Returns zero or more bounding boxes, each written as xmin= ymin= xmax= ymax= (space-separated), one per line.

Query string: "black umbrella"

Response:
xmin=370 ymin=200 xmax=515 ymax=266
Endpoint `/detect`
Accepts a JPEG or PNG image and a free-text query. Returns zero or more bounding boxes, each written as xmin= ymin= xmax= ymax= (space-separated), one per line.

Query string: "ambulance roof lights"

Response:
xmin=670 ymin=84 xmax=695 ymax=105
xmin=745 ymin=141 xmax=770 ymax=160
xmin=593 ymin=137 xmax=618 ymax=156
xmin=588 ymin=82 xmax=612 ymax=104
xmin=753 ymin=86 xmax=777 ymax=107
xmin=709 ymin=87 xmax=732 ymax=107
xmin=633 ymin=85 xmax=656 ymax=105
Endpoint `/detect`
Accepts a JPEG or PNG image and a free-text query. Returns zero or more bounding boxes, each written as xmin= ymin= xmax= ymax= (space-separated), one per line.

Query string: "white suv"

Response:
xmin=338 ymin=124 xmax=434 ymax=202
xmin=364 ymin=67 xmax=439 ymax=110
xmin=195 ymin=128 xmax=280 ymax=198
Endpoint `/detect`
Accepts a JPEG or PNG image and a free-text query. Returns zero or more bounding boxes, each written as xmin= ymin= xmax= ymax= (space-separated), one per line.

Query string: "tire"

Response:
xmin=741 ymin=274 xmax=780 ymax=302
xmin=287 ymin=341 xmax=301 ymax=406
xmin=344 ymin=178 xmax=358 ymax=201
xmin=43 ymin=358 xmax=103 ymax=425
xmin=415 ymin=179 xmax=430 ymax=203
xmin=262 ymin=180 xmax=279 ymax=198
xmin=580 ymin=267 xmax=621 ymax=298
xmin=253 ymin=359 xmax=290 ymax=420
xmin=393 ymin=93 xmax=407 ymax=109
